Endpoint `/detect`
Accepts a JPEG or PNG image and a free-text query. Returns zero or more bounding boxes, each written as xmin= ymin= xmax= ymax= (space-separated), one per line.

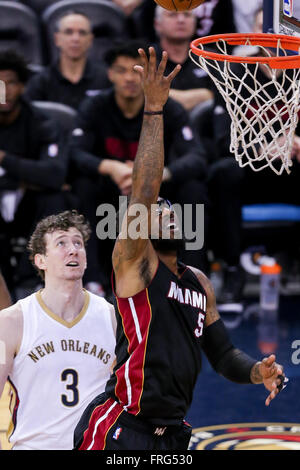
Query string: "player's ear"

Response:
xmin=34 ymin=253 xmax=47 ymax=271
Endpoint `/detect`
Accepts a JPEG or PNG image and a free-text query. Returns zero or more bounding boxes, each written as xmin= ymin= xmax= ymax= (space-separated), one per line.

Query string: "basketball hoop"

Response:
xmin=190 ymin=33 xmax=300 ymax=174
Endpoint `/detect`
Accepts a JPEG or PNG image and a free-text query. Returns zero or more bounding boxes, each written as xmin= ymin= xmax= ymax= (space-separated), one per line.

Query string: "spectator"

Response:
xmin=194 ymin=0 xmax=236 ymax=38
xmin=153 ymin=7 xmax=214 ymax=112
xmin=69 ymin=40 xmax=208 ymax=297
xmin=25 ymin=11 xmax=111 ymax=110
xmin=207 ymin=9 xmax=300 ymax=305
xmin=0 ymin=50 xmax=69 ymax=294
xmin=231 ymin=0 xmax=263 ymax=33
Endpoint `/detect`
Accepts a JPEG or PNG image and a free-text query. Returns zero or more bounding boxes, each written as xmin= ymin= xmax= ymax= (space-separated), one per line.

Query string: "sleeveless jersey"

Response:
xmin=8 ymin=290 xmax=116 ymax=450
xmin=106 ymin=260 xmax=207 ymax=426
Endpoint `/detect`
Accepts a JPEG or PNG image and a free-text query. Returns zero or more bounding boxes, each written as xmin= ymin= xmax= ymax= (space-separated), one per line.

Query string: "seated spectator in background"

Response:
xmin=153 ymin=7 xmax=213 ymax=112
xmin=194 ymin=0 xmax=236 ymax=38
xmin=0 ymin=50 xmax=69 ymax=295
xmin=69 ymin=40 xmax=209 ymax=297
xmin=231 ymin=0 xmax=263 ymax=33
xmin=25 ymin=11 xmax=111 ymax=110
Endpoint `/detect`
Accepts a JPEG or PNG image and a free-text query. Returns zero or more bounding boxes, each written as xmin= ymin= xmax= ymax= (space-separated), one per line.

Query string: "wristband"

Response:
xmin=144 ymin=110 xmax=163 ymax=115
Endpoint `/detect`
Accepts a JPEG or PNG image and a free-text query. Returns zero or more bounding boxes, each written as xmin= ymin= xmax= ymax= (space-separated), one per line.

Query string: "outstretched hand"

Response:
xmin=133 ymin=47 xmax=181 ymax=112
xmin=259 ymin=354 xmax=288 ymax=406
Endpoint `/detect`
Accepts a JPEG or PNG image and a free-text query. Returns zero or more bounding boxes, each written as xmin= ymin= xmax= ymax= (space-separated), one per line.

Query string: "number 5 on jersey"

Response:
xmin=194 ymin=312 xmax=205 ymax=338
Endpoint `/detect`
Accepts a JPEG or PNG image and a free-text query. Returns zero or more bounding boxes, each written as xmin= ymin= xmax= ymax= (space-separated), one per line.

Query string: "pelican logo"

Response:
xmin=189 ymin=423 xmax=300 ymax=450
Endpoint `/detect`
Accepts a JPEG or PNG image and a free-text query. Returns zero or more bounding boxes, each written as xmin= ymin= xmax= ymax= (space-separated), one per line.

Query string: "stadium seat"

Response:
xmin=32 ymin=100 xmax=77 ymax=136
xmin=21 ymin=0 xmax=61 ymax=16
xmin=0 ymin=1 xmax=43 ymax=66
xmin=41 ymin=0 xmax=129 ymax=64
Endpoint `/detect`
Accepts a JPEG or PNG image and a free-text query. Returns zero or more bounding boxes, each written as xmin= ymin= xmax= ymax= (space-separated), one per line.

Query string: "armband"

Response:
xmin=144 ymin=110 xmax=163 ymax=115
xmin=202 ymin=319 xmax=257 ymax=384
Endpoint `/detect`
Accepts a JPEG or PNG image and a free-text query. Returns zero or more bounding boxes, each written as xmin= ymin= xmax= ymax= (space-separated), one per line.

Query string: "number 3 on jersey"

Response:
xmin=194 ymin=312 xmax=205 ymax=338
xmin=61 ymin=369 xmax=79 ymax=407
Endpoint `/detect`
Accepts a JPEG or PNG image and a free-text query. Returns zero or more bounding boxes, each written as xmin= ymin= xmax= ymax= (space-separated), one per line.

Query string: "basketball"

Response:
xmin=154 ymin=0 xmax=206 ymax=12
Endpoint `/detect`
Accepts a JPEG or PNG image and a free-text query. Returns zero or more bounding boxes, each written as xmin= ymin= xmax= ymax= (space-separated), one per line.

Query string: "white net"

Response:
xmin=190 ymin=36 xmax=300 ymax=174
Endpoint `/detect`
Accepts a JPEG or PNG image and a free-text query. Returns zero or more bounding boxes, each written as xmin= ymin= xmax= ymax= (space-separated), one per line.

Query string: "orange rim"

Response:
xmin=190 ymin=33 xmax=300 ymax=69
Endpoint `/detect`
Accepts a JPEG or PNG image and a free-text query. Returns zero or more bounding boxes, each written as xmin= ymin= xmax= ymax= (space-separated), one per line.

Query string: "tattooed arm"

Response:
xmin=112 ymin=48 xmax=181 ymax=294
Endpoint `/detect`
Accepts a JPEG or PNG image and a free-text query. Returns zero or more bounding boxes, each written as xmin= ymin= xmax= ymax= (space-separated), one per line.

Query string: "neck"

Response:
xmin=160 ymin=38 xmax=189 ymax=64
xmin=0 ymin=103 xmax=21 ymax=125
xmin=158 ymin=252 xmax=179 ymax=276
xmin=115 ymin=93 xmax=144 ymax=118
xmin=59 ymin=54 xmax=87 ymax=83
xmin=41 ymin=278 xmax=86 ymax=322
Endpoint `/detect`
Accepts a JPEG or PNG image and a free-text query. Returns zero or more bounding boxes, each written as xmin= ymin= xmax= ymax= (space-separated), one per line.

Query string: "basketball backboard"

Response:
xmin=263 ymin=0 xmax=300 ymax=37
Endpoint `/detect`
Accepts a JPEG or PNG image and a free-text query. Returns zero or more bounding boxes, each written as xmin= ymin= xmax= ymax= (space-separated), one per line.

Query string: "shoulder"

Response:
xmin=88 ymin=293 xmax=117 ymax=336
xmin=187 ymin=265 xmax=215 ymax=301
xmin=0 ymin=302 xmax=23 ymax=323
xmin=87 ymin=292 xmax=116 ymax=315
xmin=0 ymin=302 xmax=23 ymax=349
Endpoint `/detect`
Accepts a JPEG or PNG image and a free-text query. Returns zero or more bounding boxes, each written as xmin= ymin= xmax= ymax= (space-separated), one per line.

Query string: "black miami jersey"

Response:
xmin=106 ymin=259 xmax=207 ymax=426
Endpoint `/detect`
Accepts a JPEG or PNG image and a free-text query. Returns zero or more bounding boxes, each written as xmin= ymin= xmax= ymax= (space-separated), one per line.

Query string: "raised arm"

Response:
xmin=112 ymin=48 xmax=181 ymax=268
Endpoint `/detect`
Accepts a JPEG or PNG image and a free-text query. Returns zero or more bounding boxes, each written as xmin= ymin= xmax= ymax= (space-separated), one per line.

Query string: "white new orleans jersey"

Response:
xmin=8 ymin=290 xmax=116 ymax=450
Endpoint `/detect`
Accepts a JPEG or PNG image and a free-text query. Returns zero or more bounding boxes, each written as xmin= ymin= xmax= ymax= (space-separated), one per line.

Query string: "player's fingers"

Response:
xmin=265 ymin=387 xmax=278 ymax=406
xmin=137 ymin=48 xmax=148 ymax=75
xmin=157 ymin=51 xmax=168 ymax=77
xmin=166 ymin=64 xmax=181 ymax=83
xmin=133 ymin=65 xmax=145 ymax=81
xmin=262 ymin=354 xmax=276 ymax=368
xmin=148 ymin=47 xmax=157 ymax=77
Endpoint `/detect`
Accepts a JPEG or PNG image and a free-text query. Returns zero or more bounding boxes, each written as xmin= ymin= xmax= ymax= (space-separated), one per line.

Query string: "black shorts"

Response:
xmin=73 ymin=393 xmax=192 ymax=451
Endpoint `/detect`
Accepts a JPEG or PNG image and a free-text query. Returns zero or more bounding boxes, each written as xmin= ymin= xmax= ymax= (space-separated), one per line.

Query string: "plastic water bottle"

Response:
xmin=210 ymin=262 xmax=223 ymax=299
xmin=258 ymin=257 xmax=281 ymax=354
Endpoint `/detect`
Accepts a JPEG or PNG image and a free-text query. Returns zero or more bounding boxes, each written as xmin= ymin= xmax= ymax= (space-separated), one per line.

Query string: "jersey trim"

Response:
xmin=35 ymin=289 xmax=90 ymax=328
xmin=6 ymin=378 xmax=19 ymax=441
xmin=114 ymin=289 xmax=152 ymax=415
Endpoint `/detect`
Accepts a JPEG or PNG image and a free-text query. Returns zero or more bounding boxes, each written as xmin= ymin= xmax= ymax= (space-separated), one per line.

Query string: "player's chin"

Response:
xmin=64 ymin=267 xmax=85 ymax=281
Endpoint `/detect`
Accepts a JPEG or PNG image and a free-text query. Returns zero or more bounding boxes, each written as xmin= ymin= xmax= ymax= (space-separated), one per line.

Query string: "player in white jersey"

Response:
xmin=0 ymin=210 xmax=116 ymax=450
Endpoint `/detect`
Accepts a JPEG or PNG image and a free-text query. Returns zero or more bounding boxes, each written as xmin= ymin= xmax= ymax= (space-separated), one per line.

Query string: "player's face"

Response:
xmin=55 ymin=14 xmax=93 ymax=61
xmin=36 ymin=228 xmax=87 ymax=282
xmin=108 ymin=56 xmax=143 ymax=99
xmin=0 ymin=70 xmax=24 ymax=114
xmin=155 ymin=11 xmax=196 ymax=42
xmin=150 ymin=198 xmax=184 ymax=253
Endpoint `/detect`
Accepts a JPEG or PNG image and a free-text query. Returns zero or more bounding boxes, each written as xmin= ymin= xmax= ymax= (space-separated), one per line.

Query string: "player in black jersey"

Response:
xmin=74 ymin=47 xmax=287 ymax=451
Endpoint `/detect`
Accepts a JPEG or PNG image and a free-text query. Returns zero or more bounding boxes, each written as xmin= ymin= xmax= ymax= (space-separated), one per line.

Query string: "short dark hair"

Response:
xmin=28 ymin=210 xmax=91 ymax=280
xmin=55 ymin=9 xmax=92 ymax=32
xmin=0 ymin=50 xmax=29 ymax=83
xmin=104 ymin=39 xmax=148 ymax=67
